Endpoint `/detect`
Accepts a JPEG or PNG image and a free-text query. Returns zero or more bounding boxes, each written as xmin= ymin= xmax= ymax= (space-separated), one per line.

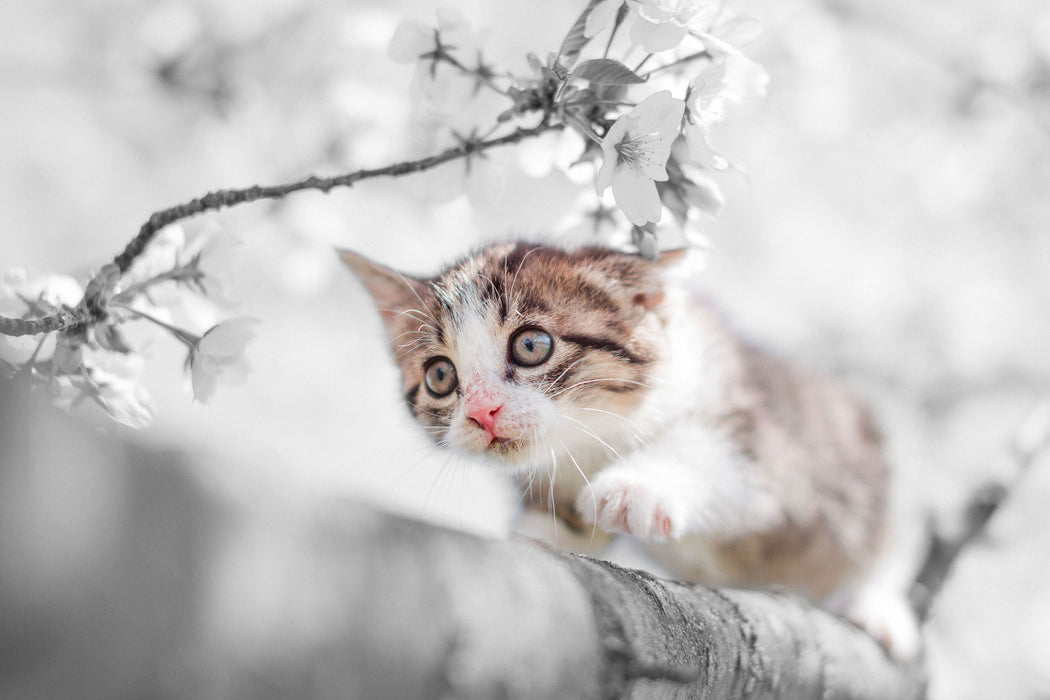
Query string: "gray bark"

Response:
xmin=0 ymin=383 xmax=924 ymax=699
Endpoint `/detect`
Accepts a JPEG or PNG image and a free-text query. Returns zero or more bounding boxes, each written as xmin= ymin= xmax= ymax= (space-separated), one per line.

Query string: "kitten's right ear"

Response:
xmin=338 ymin=249 xmax=430 ymax=328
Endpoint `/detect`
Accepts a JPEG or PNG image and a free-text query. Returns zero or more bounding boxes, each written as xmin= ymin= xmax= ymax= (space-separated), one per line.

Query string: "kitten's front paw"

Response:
xmin=830 ymin=586 xmax=922 ymax=661
xmin=577 ymin=471 xmax=685 ymax=541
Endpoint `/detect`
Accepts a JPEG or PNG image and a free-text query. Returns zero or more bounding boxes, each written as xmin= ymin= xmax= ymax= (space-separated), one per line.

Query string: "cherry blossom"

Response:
xmin=188 ymin=317 xmax=258 ymax=403
xmin=93 ymin=371 xmax=156 ymax=428
xmin=696 ymin=17 xmax=769 ymax=103
xmin=631 ymin=0 xmax=719 ymax=53
xmin=682 ymin=60 xmax=729 ymax=168
xmin=681 ymin=47 xmax=767 ymax=168
xmin=596 ymin=90 xmax=685 ymax=226
xmin=387 ymin=9 xmax=472 ymax=65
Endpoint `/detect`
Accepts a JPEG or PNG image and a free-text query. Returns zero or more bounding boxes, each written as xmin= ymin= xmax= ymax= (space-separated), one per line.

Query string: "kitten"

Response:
xmin=342 ymin=242 xmax=918 ymax=656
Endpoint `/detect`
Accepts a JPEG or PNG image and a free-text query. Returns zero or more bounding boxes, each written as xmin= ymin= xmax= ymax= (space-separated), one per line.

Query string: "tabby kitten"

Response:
xmin=342 ymin=242 xmax=915 ymax=654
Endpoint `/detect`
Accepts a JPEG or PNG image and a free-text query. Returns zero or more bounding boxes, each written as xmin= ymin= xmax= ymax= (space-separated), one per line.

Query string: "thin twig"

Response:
xmin=441 ymin=52 xmax=509 ymax=98
xmin=0 ymin=121 xmax=562 ymax=338
xmin=644 ymin=49 xmax=710 ymax=78
xmin=909 ymin=399 xmax=1050 ymax=620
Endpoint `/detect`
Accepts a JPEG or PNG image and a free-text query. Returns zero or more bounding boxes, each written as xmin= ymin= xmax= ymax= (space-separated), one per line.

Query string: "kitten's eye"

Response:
xmin=510 ymin=328 xmax=554 ymax=367
xmin=423 ymin=357 xmax=458 ymax=398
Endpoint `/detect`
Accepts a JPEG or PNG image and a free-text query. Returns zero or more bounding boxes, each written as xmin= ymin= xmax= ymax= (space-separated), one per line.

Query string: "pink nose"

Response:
xmin=466 ymin=401 xmax=503 ymax=437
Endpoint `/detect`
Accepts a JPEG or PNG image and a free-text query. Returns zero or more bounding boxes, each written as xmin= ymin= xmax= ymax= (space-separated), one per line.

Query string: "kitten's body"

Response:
xmin=343 ymin=242 xmax=912 ymax=651
xmin=513 ymin=275 xmax=886 ymax=600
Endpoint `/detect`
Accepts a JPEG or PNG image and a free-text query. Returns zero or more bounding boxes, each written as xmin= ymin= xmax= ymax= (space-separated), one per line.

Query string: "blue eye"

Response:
xmin=510 ymin=328 xmax=554 ymax=367
xmin=424 ymin=357 xmax=458 ymax=397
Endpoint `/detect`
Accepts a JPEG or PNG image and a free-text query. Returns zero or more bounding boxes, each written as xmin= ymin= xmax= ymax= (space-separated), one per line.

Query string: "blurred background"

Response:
xmin=1 ymin=0 xmax=1049 ymax=697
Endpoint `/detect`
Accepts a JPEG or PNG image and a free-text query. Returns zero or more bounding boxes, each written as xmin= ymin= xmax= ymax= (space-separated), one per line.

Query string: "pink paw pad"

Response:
xmin=586 ymin=480 xmax=680 ymax=541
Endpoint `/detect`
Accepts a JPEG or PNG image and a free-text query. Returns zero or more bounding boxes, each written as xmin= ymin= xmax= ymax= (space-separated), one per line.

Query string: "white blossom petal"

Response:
xmin=689 ymin=60 xmax=728 ymax=127
xmin=94 ymin=371 xmax=155 ymax=428
xmin=584 ymin=0 xmax=625 ymax=38
xmin=630 ymin=90 xmax=686 ymax=131
xmin=612 ymin=167 xmax=662 ymax=225
xmin=630 ymin=14 xmax=688 ymax=52
xmin=435 ymin=8 xmax=471 ymax=47
xmin=603 ymin=112 xmax=632 ymax=148
xmin=632 ymin=0 xmax=676 ymax=23
xmin=723 ymin=53 xmax=769 ymax=101
xmin=685 ymin=174 xmax=725 ymax=216
xmin=596 ymin=154 xmax=616 ymax=192
xmin=711 ymin=14 xmax=763 ymax=48
xmin=196 ymin=317 xmax=258 ymax=356
xmin=683 ymin=122 xmax=727 ymax=169
xmin=189 ymin=317 xmax=258 ymax=403
xmin=190 ymin=356 xmax=220 ymax=404
xmin=596 ymin=91 xmax=683 ymax=224
xmin=387 ymin=19 xmax=432 ymax=63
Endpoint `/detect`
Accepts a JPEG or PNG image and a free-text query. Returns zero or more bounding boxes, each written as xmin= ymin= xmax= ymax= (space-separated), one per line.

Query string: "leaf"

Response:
xmin=558 ymin=0 xmax=600 ymax=68
xmin=572 ymin=58 xmax=647 ymax=85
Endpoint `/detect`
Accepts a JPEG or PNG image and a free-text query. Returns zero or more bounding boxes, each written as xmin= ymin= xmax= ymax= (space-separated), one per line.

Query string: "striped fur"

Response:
xmin=342 ymin=242 xmax=891 ymax=607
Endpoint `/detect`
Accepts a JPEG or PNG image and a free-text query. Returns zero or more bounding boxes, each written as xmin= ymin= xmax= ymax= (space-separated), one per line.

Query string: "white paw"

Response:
xmin=830 ymin=587 xmax=923 ymax=661
xmin=576 ymin=471 xmax=686 ymax=541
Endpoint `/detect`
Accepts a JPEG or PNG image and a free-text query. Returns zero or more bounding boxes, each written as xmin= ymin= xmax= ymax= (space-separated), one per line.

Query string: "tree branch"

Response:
xmin=0 ymin=380 xmax=924 ymax=700
xmin=0 ymin=121 xmax=562 ymax=338
xmin=910 ymin=399 xmax=1050 ymax=620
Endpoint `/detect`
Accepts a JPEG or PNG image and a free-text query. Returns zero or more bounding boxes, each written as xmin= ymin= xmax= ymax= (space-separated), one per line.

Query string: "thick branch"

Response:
xmin=0 ymin=121 xmax=562 ymax=338
xmin=0 ymin=382 xmax=923 ymax=700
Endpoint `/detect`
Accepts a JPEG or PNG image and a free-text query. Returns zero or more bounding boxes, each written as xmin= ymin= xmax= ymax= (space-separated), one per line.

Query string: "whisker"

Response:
xmin=569 ymin=406 xmax=649 ymax=446
xmin=539 ymin=357 xmax=586 ymax=395
xmin=413 ymin=406 xmax=451 ymax=420
xmin=551 ymin=432 xmax=601 ymax=547
xmin=390 ymin=328 xmax=421 ymax=342
xmin=507 ymin=245 xmax=547 ymax=313
xmin=562 ymin=415 xmax=625 ymax=461
xmin=548 ymin=446 xmax=559 ymax=544
xmin=383 ymin=442 xmax=440 ymax=503
xmin=516 ymin=470 xmax=536 ymax=509
xmin=393 ymin=339 xmax=429 ymax=358
xmin=550 ymin=377 xmax=649 ymax=398
xmin=397 ymin=274 xmax=440 ymax=326
xmin=420 ymin=451 xmax=457 ymax=520
xmin=381 ymin=307 xmax=438 ymax=331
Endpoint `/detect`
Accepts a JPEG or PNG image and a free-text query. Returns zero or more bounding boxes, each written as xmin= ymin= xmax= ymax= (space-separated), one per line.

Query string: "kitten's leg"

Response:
xmin=828 ymin=512 xmax=926 ymax=661
xmin=828 ymin=582 xmax=922 ymax=661
xmin=574 ymin=422 xmax=778 ymax=541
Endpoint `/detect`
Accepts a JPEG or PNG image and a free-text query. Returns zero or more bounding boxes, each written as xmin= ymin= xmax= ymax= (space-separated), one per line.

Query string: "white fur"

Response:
xmin=558 ymin=285 xmax=780 ymax=540
xmin=443 ymin=300 xmax=559 ymax=460
xmin=575 ymin=420 xmax=780 ymax=540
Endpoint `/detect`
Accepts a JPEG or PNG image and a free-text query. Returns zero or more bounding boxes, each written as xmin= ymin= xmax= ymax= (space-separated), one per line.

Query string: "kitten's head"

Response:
xmin=342 ymin=243 xmax=673 ymax=469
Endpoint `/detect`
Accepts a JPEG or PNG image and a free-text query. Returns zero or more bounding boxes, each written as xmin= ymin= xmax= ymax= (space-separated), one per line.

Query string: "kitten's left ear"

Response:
xmin=338 ymin=249 xmax=430 ymax=329
xmin=633 ymin=248 xmax=688 ymax=311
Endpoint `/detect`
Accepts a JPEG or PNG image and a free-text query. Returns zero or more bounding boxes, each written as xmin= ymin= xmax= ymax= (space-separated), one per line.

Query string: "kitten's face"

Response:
xmin=343 ymin=243 xmax=668 ymax=470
